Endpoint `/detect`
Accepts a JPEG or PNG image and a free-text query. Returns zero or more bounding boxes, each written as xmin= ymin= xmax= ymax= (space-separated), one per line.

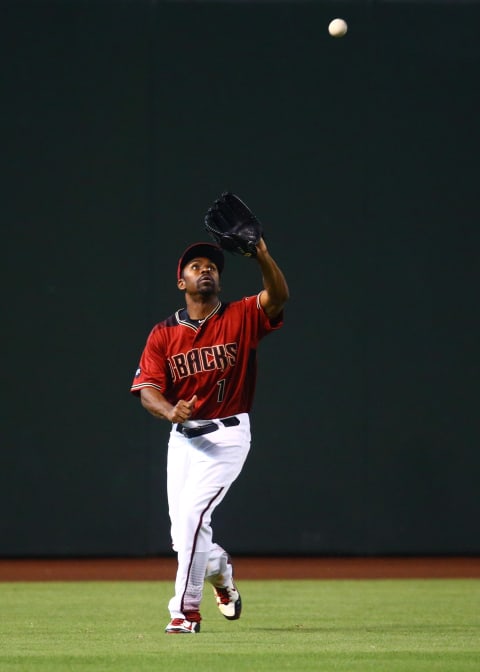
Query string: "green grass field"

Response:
xmin=1 ymin=579 xmax=479 ymax=671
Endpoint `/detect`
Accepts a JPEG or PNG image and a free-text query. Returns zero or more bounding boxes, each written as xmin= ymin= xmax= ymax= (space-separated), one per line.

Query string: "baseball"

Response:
xmin=328 ymin=18 xmax=348 ymax=38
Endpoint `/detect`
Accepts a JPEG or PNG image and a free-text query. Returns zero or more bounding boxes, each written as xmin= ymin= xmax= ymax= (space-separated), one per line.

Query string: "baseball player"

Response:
xmin=130 ymin=236 xmax=289 ymax=634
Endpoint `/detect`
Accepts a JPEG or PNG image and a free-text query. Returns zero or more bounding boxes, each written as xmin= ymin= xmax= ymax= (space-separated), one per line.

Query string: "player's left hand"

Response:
xmin=204 ymin=192 xmax=263 ymax=258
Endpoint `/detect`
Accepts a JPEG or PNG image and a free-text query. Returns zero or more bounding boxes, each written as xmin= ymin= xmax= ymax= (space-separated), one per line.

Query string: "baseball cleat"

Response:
xmin=212 ymin=584 xmax=242 ymax=620
xmin=165 ymin=617 xmax=200 ymax=634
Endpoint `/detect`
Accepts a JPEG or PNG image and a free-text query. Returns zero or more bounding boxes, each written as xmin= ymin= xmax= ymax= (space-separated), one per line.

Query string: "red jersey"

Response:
xmin=131 ymin=294 xmax=283 ymax=420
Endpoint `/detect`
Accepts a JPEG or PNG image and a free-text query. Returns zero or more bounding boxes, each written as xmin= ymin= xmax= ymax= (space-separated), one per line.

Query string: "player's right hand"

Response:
xmin=169 ymin=395 xmax=197 ymax=423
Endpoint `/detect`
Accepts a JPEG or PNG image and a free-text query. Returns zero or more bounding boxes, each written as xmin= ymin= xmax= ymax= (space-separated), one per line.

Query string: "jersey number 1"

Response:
xmin=216 ymin=379 xmax=226 ymax=403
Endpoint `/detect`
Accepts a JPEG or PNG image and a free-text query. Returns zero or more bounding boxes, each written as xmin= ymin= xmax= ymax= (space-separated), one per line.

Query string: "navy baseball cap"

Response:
xmin=177 ymin=242 xmax=225 ymax=280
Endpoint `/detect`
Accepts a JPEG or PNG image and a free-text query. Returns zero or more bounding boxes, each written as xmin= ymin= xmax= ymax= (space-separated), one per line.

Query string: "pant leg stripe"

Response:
xmin=180 ymin=486 xmax=225 ymax=614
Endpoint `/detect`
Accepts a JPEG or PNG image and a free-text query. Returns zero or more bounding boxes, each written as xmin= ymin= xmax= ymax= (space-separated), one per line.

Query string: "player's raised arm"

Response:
xmin=203 ymin=192 xmax=289 ymax=320
xmin=256 ymin=237 xmax=289 ymax=319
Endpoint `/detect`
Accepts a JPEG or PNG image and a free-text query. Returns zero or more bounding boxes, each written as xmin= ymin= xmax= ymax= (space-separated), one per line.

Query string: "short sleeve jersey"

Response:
xmin=130 ymin=294 xmax=283 ymax=420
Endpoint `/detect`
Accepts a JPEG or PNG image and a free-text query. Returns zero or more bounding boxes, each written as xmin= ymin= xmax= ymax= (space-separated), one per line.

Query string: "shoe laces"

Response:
xmin=170 ymin=619 xmax=185 ymax=626
xmin=215 ymin=586 xmax=234 ymax=605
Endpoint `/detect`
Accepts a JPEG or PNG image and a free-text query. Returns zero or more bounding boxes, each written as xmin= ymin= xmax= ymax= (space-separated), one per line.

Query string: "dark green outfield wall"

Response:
xmin=2 ymin=1 xmax=479 ymax=556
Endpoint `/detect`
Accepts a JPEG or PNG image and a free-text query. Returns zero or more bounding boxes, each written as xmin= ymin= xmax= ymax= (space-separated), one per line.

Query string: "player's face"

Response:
xmin=178 ymin=257 xmax=221 ymax=296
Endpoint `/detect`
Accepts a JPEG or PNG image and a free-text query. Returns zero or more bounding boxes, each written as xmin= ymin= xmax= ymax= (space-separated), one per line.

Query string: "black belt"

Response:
xmin=176 ymin=416 xmax=240 ymax=439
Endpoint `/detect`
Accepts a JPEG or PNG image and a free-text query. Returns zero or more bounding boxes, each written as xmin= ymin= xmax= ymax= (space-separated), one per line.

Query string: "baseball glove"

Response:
xmin=204 ymin=192 xmax=263 ymax=257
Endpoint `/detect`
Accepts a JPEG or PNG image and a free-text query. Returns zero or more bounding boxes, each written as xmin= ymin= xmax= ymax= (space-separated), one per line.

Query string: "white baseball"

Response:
xmin=328 ymin=18 xmax=348 ymax=38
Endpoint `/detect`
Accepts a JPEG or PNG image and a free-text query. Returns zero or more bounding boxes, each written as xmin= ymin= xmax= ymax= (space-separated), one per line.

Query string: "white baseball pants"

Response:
xmin=166 ymin=413 xmax=251 ymax=618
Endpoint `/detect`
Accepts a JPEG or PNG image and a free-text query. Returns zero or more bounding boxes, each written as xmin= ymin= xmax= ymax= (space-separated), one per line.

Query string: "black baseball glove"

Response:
xmin=204 ymin=192 xmax=263 ymax=257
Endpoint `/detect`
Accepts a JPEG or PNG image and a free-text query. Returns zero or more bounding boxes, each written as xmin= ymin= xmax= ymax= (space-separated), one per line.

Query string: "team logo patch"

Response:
xmin=135 ymin=367 xmax=141 ymax=377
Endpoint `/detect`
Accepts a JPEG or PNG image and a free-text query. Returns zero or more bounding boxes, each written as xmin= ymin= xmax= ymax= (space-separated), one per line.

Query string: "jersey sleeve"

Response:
xmin=130 ymin=324 xmax=169 ymax=397
xmin=245 ymin=293 xmax=284 ymax=340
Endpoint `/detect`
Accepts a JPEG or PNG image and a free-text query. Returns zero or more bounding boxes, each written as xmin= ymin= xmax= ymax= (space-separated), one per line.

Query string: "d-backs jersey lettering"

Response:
xmin=130 ymin=294 xmax=283 ymax=420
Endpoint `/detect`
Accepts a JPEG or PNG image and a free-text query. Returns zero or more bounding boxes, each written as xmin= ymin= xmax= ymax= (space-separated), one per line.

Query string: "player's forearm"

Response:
xmin=140 ymin=387 xmax=174 ymax=421
xmin=256 ymin=241 xmax=289 ymax=315
xmin=140 ymin=387 xmax=198 ymax=423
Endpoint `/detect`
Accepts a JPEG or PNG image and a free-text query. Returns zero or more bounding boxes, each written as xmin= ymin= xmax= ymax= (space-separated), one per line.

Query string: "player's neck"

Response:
xmin=185 ymin=297 xmax=221 ymax=321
